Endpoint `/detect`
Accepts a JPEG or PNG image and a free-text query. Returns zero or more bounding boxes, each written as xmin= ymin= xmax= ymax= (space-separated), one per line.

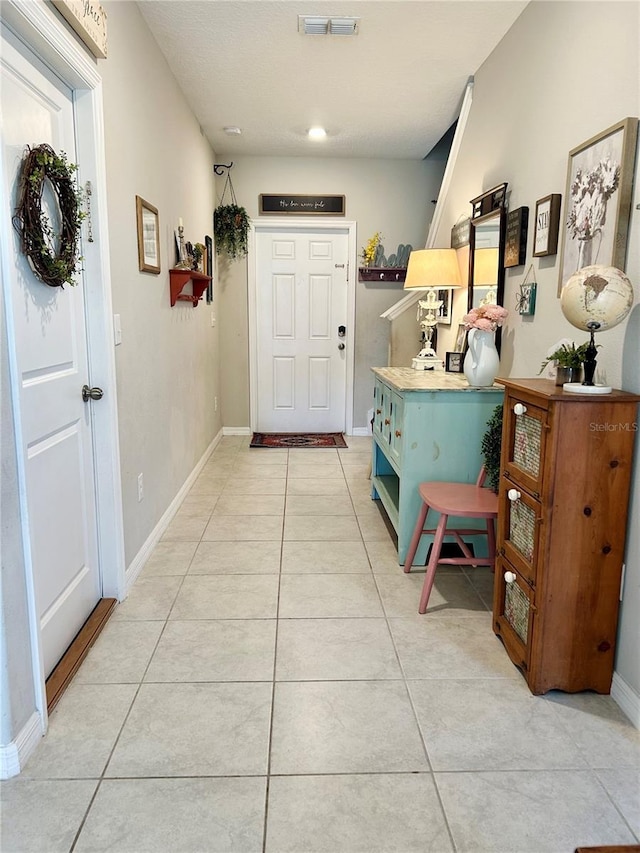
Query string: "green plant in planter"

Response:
xmin=214 ymin=204 xmax=249 ymax=259
xmin=539 ymin=341 xmax=590 ymax=373
xmin=481 ymin=404 xmax=503 ymax=494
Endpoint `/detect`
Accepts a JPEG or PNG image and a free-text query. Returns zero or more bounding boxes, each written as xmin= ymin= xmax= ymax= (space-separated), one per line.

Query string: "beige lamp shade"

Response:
xmin=473 ymin=247 xmax=499 ymax=286
xmin=403 ymin=248 xmax=462 ymax=290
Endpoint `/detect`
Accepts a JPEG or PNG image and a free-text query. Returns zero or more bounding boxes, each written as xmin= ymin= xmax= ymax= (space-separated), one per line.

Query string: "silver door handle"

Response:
xmin=338 ymin=343 xmax=345 ymax=350
xmin=82 ymin=384 xmax=103 ymax=402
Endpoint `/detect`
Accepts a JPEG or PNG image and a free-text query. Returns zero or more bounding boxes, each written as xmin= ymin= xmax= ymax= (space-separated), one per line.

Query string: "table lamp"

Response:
xmin=560 ymin=265 xmax=634 ymax=394
xmin=404 ymin=248 xmax=462 ymax=370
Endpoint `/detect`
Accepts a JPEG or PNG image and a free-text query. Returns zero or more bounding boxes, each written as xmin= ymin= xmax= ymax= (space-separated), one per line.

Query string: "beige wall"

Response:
xmin=99 ymin=2 xmax=222 ymax=566
xmin=431 ymin=1 xmax=640 ymax=700
xmin=216 ymin=156 xmax=445 ymax=430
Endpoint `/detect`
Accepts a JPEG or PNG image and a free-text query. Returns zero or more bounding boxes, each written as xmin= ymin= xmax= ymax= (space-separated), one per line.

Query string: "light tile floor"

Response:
xmin=3 ymin=436 xmax=640 ymax=852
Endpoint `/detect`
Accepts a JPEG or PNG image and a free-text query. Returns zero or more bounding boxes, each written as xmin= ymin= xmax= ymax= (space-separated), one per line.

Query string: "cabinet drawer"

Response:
xmin=493 ymin=556 xmax=535 ymax=674
xmin=498 ymin=480 xmax=541 ymax=585
xmin=389 ymin=391 xmax=404 ymax=463
xmin=503 ymin=396 xmax=548 ymax=497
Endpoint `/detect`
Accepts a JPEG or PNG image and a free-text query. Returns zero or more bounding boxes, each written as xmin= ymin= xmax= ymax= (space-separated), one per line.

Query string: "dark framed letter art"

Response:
xmin=445 ymin=352 xmax=464 ymax=373
xmin=533 ymin=194 xmax=561 ymax=257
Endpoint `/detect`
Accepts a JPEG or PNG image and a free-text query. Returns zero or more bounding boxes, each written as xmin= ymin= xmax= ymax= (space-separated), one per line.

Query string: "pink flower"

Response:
xmin=463 ymin=303 xmax=508 ymax=332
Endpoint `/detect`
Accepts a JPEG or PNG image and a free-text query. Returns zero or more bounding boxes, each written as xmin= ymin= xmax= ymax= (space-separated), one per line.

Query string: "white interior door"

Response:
xmin=1 ymin=30 xmax=101 ymax=677
xmin=255 ymin=228 xmax=349 ymax=432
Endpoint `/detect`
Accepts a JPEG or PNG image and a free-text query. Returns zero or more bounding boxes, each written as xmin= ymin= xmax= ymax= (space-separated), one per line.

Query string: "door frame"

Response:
xmin=0 ymin=1 xmax=125 ymax=729
xmin=248 ymin=218 xmax=357 ymax=435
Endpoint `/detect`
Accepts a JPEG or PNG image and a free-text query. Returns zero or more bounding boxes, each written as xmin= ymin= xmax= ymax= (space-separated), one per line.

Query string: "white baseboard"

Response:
xmin=0 ymin=712 xmax=42 ymax=779
xmin=125 ymin=429 xmax=223 ymax=593
xmin=351 ymin=427 xmax=372 ymax=437
xmin=223 ymin=427 xmax=251 ymax=435
xmin=611 ymin=670 xmax=640 ymax=729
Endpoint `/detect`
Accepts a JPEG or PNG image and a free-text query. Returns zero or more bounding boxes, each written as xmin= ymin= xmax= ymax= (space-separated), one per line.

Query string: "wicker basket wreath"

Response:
xmin=13 ymin=143 xmax=84 ymax=288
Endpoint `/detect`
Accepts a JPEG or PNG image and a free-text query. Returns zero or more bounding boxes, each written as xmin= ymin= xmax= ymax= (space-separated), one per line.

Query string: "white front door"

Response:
xmin=1 ymin=30 xmax=101 ymax=677
xmin=255 ymin=228 xmax=349 ymax=432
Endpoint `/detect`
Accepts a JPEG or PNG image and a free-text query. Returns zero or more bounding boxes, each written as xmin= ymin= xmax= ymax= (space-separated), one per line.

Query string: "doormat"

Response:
xmin=250 ymin=432 xmax=348 ymax=449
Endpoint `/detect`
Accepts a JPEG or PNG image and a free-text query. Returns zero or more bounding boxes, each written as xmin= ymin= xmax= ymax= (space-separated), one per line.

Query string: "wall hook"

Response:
xmin=213 ymin=162 xmax=233 ymax=176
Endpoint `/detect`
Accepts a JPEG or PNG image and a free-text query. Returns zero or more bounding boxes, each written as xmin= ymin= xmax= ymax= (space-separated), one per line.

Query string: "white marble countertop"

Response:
xmin=371 ymin=367 xmax=503 ymax=392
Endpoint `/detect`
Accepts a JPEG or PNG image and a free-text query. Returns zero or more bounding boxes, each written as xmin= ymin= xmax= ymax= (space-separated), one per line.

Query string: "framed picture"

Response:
xmin=533 ymin=194 xmax=561 ymax=257
xmin=504 ymin=207 xmax=529 ymax=268
xmin=454 ymin=323 xmax=468 ymax=353
xmin=558 ymin=117 xmax=638 ymax=295
xmin=517 ymin=282 xmax=537 ymax=316
xmin=445 ymin=352 xmax=464 ymax=373
xmin=437 ymin=288 xmax=453 ymax=325
xmin=205 ymin=235 xmax=213 ymax=303
xmin=135 ymin=196 xmax=160 ymax=274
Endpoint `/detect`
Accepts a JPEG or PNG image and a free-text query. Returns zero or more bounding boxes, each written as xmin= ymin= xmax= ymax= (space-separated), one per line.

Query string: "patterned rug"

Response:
xmin=250 ymin=432 xmax=348 ymax=448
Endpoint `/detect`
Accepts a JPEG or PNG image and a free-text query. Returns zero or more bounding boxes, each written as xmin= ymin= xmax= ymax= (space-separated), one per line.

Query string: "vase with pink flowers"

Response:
xmin=462 ymin=304 xmax=508 ymax=387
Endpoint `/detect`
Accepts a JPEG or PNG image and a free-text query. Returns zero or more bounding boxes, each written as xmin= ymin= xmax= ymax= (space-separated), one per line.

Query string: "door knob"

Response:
xmin=338 ymin=342 xmax=345 ymax=350
xmin=82 ymin=384 xmax=103 ymax=402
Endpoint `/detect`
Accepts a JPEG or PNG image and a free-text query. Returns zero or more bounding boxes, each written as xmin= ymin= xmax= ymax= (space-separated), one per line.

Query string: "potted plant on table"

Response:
xmin=539 ymin=340 xmax=590 ymax=385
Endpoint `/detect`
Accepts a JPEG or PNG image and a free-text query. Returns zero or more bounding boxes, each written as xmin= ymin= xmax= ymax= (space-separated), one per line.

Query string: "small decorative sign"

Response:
xmin=259 ymin=194 xmax=345 ymax=216
xmin=450 ymin=217 xmax=470 ymax=249
xmin=504 ymin=207 xmax=529 ymax=268
xmin=533 ymin=193 xmax=561 ymax=257
xmin=52 ymin=0 xmax=107 ymax=58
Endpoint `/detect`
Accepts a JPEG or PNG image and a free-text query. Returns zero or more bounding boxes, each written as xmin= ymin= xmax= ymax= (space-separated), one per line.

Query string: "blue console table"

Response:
xmin=371 ymin=368 xmax=504 ymax=564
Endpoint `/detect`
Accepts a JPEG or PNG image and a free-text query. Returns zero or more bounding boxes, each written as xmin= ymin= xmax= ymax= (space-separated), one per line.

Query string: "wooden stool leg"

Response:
xmin=486 ymin=517 xmax=496 ymax=571
xmin=404 ymin=501 xmax=429 ymax=574
xmin=418 ymin=513 xmax=448 ymax=614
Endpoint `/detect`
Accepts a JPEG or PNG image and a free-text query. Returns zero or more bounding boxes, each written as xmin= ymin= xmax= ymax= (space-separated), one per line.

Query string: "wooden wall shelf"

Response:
xmin=359 ymin=267 xmax=407 ymax=283
xmin=169 ymin=269 xmax=211 ymax=307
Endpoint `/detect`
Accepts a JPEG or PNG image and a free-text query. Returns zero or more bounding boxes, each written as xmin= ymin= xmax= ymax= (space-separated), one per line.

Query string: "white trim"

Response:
xmin=223 ymin=427 xmax=251 ymax=436
xmin=351 ymin=427 xmax=371 ymax=437
xmin=0 ymin=712 xmax=42 ymax=780
xmin=125 ymin=430 xmax=223 ymax=592
xmin=611 ymin=670 xmax=640 ymax=729
xmin=380 ymin=78 xmax=475 ymax=324
xmin=0 ymin=0 xmax=124 ymax=741
xmin=248 ymin=218 xmax=357 ymax=436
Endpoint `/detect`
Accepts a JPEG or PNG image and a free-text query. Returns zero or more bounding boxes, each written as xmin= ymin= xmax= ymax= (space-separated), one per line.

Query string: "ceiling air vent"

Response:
xmin=298 ymin=16 xmax=359 ymax=36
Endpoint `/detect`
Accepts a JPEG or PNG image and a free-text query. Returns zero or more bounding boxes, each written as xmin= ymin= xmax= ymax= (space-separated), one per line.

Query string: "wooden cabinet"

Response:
xmin=493 ymin=378 xmax=640 ymax=694
xmin=371 ymin=369 xmax=503 ymax=564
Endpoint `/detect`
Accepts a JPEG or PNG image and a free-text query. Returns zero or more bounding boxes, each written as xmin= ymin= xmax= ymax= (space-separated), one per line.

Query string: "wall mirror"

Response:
xmin=468 ymin=184 xmax=508 ymax=351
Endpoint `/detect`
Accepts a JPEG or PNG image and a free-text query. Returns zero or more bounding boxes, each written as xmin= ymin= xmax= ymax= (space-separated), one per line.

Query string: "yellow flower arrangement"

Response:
xmin=361 ymin=232 xmax=383 ymax=267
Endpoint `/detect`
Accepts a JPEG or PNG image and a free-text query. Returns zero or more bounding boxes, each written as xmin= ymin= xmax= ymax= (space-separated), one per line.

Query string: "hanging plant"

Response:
xmin=213 ymin=172 xmax=249 ymax=259
xmin=13 ymin=143 xmax=85 ymax=288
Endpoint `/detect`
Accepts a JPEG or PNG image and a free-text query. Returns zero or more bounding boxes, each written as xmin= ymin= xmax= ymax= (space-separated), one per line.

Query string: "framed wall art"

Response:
xmin=533 ymin=194 xmax=561 ymax=257
xmin=437 ymin=288 xmax=453 ymax=325
xmin=135 ymin=196 xmax=160 ymax=274
xmin=557 ymin=116 xmax=638 ymax=295
xmin=504 ymin=207 xmax=529 ymax=268
xmin=445 ymin=352 xmax=464 ymax=373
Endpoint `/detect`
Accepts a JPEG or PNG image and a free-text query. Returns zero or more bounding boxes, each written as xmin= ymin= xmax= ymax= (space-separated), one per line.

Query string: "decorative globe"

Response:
xmin=561 ymin=265 xmax=634 ymax=332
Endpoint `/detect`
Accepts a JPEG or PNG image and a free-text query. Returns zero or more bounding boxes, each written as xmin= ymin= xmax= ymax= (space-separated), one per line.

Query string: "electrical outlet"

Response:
xmin=137 ymin=473 xmax=144 ymax=502
xmin=214 ymin=396 xmax=218 ymax=412
xmin=210 ymin=312 xmax=216 ymax=327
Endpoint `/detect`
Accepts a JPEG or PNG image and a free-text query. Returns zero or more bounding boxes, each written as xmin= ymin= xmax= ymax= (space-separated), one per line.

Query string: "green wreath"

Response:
xmin=13 ymin=143 xmax=84 ymax=288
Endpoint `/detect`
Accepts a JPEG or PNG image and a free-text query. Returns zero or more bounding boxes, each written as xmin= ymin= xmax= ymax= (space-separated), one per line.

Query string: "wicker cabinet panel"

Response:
xmin=493 ymin=555 xmax=533 ymax=674
xmin=498 ymin=482 xmax=541 ymax=585
xmin=503 ymin=397 xmax=548 ymax=497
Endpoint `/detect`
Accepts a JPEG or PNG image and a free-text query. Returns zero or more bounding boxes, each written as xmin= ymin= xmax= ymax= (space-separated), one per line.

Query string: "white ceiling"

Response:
xmin=137 ymin=0 xmax=528 ymax=160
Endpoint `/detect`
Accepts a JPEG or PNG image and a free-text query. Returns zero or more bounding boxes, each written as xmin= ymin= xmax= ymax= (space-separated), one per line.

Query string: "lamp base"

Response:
xmin=412 ymin=355 xmax=443 ymax=371
xmin=563 ymin=382 xmax=612 ymax=395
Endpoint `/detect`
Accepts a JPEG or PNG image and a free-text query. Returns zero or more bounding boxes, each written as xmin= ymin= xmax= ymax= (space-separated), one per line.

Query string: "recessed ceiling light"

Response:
xmin=223 ymin=126 xmax=242 ymax=136
xmin=308 ymin=127 xmax=327 ymax=140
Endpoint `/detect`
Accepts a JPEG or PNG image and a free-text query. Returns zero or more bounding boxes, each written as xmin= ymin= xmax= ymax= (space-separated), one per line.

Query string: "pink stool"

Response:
xmin=404 ymin=467 xmax=498 ymax=614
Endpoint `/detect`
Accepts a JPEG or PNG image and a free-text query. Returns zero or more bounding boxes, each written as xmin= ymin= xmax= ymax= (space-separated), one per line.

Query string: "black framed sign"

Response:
xmin=259 ymin=194 xmax=345 ymax=215
xmin=504 ymin=206 xmax=529 ymax=268
xmin=533 ymin=194 xmax=561 ymax=257
xmin=445 ymin=352 xmax=464 ymax=373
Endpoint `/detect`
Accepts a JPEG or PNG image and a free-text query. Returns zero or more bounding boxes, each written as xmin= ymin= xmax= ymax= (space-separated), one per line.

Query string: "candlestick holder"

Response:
xmin=174 ymin=224 xmax=191 ymax=270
